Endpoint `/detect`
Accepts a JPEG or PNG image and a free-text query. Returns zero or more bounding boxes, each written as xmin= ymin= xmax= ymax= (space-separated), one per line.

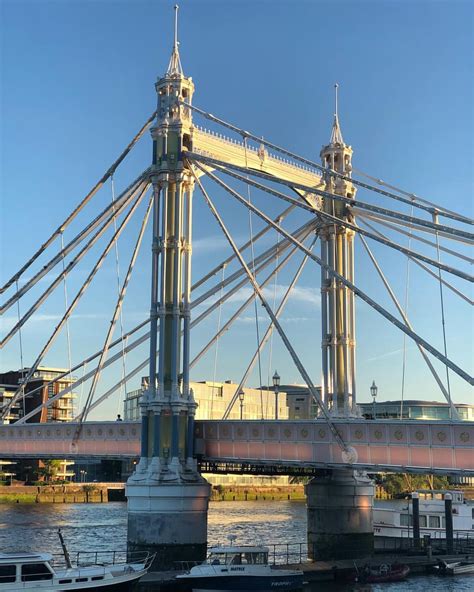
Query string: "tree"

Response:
xmin=37 ymin=460 xmax=62 ymax=483
xmin=382 ymin=473 xmax=450 ymax=497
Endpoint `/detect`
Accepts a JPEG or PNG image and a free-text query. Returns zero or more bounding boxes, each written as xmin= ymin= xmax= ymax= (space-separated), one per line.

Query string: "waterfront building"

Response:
xmin=358 ymin=400 xmax=474 ymax=421
xmin=0 ymin=367 xmax=77 ymax=482
xmin=124 ymin=378 xmax=289 ymax=421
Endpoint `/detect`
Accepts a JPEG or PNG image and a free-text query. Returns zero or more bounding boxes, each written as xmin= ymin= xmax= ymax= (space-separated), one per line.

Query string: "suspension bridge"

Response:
xmin=1 ymin=5 xmax=472 ymax=568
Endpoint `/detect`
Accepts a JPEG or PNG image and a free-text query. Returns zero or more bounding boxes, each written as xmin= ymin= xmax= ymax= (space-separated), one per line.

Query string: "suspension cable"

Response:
xmin=400 ymin=203 xmax=414 ymax=420
xmin=191 ymin=160 xmax=473 ymax=386
xmin=15 ymin=280 xmax=26 ymax=418
xmin=434 ymin=212 xmax=453 ymax=419
xmin=266 ymin=223 xmax=280 ymax=417
xmin=60 ymin=232 xmax=74 ymax=388
xmin=110 ymin=174 xmax=127 ymax=407
xmin=211 ymin=265 xmax=226 ymax=418
xmin=243 ymin=137 xmax=264 ymax=418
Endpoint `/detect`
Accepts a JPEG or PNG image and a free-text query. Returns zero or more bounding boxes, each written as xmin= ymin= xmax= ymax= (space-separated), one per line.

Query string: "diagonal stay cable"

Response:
xmin=1 ymin=112 xmax=156 ymax=295
xmin=192 ymin=203 xmax=296 ymax=292
xmin=1 ymin=180 xmax=149 ymax=348
xmin=191 ymin=166 xmax=348 ymax=452
xmin=197 ymin=158 xmax=473 ymax=283
xmin=1 ymin=170 xmax=149 ymax=314
xmin=180 ymin=101 xmax=473 ymax=226
xmin=356 ymin=216 xmax=473 ymax=306
xmin=357 ymin=229 xmax=459 ymax=419
xmin=355 ymin=211 xmax=473 ymax=264
xmin=76 ymin=192 xmax=153 ymax=432
xmin=192 ymin=160 xmax=473 ymax=386
xmin=222 ymin=232 xmax=319 ymax=421
xmin=82 ymin=232 xmax=311 ymax=419
xmin=2 ymin=185 xmax=150 ymax=420
xmin=186 ymin=152 xmax=473 ymax=243
xmin=17 ymin=223 xmax=307 ymax=423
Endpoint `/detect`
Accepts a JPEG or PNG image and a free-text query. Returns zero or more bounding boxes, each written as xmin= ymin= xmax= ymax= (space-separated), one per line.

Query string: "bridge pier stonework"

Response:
xmin=306 ymin=469 xmax=375 ymax=560
xmin=126 ymin=15 xmax=210 ymax=570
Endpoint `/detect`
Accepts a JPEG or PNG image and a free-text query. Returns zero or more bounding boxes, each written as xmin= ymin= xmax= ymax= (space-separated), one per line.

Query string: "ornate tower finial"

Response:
xmin=167 ymin=4 xmax=184 ymax=76
xmin=330 ymin=83 xmax=344 ymax=145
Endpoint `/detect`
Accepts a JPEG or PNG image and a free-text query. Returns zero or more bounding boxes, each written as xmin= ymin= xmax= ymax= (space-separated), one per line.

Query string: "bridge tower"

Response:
xmin=126 ymin=6 xmax=210 ymax=569
xmin=306 ymin=87 xmax=375 ymax=560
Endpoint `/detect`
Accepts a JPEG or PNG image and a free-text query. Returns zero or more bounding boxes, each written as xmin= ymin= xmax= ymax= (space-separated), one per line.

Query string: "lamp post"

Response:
xmin=370 ymin=380 xmax=378 ymax=420
xmin=239 ymin=389 xmax=245 ymax=420
xmin=273 ymin=371 xmax=280 ymax=420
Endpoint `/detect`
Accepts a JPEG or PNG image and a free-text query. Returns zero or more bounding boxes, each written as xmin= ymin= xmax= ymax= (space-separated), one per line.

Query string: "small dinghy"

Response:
xmin=176 ymin=543 xmax=304 ymax=591
xmin=351 ymin=562 xmax=410 ymax=584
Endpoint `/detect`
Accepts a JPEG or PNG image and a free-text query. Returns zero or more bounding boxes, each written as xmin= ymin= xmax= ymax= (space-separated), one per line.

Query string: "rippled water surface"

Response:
xmin=0 ymin=501 xmax=472 ymax=591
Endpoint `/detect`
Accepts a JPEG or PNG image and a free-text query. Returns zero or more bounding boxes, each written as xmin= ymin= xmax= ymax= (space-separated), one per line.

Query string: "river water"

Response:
xmin=0 ymin=501 xmax=472 ymax=591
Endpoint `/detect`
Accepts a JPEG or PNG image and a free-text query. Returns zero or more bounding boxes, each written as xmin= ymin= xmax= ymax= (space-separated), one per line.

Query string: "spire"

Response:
xmin=166 ymin=5 xmax=184 ymax=77
xmin=330 ymin=83 xmax=344 ymax=145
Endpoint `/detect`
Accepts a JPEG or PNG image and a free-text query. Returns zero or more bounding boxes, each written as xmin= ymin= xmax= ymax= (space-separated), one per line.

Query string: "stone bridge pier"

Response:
xmin=306 ymin=469 xmax=375 ymax=560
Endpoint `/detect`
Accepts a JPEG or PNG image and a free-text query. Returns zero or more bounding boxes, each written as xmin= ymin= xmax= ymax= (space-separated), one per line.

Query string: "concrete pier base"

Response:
xmin=126 ymin=470 xmax=210 ymax=570
xmin=306 ymin=469 xmax=374 ymax=560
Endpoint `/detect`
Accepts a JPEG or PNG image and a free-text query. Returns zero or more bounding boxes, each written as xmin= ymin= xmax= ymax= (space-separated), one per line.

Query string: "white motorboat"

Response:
xmin=176 ymin=544 xmax=304 ymax=592
xmin=374 ymin=489 xmax=474 ymax=548
xmin=0 ymin=550 xmax=154 ymax=590
xmin=432 ymin=559 xmax=474 ymax=575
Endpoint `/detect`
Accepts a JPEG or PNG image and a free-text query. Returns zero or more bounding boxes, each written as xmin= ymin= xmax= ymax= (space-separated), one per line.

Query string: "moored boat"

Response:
xmin=176 ymin=544 xmax=304 ymax=592
xmin=350 ymin=563 xmax=410 ymax=584
xmin=0 ymin=550 xmax=154 ymax=590
xmin=432 ymin=559 xmax=474 ymax=575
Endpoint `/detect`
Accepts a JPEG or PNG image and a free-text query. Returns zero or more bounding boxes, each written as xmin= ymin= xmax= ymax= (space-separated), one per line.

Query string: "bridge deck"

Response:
xmin=0 ymin=419 xmax=472 ymax=476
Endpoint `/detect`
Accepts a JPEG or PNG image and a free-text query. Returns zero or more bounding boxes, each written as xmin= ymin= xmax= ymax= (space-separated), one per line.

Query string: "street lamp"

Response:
xmin=238 ymin=389 xmax=245 ymax=420
xmin=370 ymin=380 xmax=378 ymax=420
xmin=273 ymin=371 xmax=280 ymax=420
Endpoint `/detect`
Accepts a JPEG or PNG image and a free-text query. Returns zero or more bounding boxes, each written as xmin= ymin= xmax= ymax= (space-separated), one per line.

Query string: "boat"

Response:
xmin=0 ymin=550 xmax=154 ymax=590
xmin=176 ymin=543 xmax=304 ymax=591
xmin=373 ymin=489 xmax=474 ymax=549
xmin=432 ymin=559 xmax=474 ymax=575
xmin=351 ymin=563 xmax=410 ymax=584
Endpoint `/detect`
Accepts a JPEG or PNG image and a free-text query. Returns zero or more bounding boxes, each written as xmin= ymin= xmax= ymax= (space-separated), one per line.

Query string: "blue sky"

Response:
xmin=1 ymin=0 xmax=472 ymax=419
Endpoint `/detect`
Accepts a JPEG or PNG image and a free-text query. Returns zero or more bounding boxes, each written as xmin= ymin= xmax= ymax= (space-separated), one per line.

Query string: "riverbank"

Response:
xmin=0 ymin=484 xmax=305 ymax=503
xmin=0 ymin=484 xmax=125 ymax=503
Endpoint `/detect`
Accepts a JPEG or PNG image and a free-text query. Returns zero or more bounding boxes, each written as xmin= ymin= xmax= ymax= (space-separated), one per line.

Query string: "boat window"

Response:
xmin=244 ymin=552 xmax=268 ymax=564
xmin=91 ymin=576 xmax=104 ymax=581
xmin=419 ymin=515 xmax=427 ymax=528
xmin=76 ymin=577 xmax=88 ymax=582
xmin=59 ymin=579 xmax=73 ymax=584
xmin=21 ymin=563 xmax=53 ymax=581
xmin=429 ymin=515 xmax=441 ymax=528
xmin=0 ymin=565 xmax=16 ymax=583
xmin=229 ymin=554 xmax=242 ymax=565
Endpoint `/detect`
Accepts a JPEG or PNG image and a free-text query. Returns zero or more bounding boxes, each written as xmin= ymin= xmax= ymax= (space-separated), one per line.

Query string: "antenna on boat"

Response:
xmin=58 ymin=529 xmax=72 ymax=569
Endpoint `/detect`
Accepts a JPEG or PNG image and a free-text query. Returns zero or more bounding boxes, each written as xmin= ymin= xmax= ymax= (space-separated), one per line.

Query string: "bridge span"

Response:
xmin=1 ymin=419 xmax=472 ymax=477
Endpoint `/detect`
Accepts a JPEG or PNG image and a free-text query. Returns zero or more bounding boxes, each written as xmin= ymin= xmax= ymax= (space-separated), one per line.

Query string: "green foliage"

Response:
xmin=37 ymin=460 xmax=62 ymax=482
xmin=382 ymin=474 xmax=450 ymax=497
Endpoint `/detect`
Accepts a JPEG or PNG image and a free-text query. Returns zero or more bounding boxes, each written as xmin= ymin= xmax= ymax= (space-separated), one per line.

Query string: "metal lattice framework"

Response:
xmin=1 ymin=13 xmax=472 ymax=475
